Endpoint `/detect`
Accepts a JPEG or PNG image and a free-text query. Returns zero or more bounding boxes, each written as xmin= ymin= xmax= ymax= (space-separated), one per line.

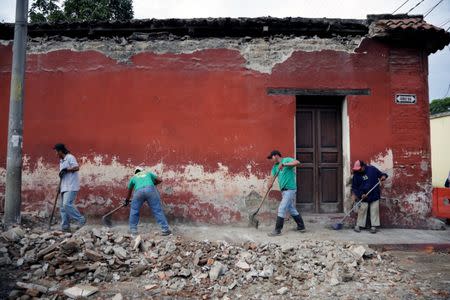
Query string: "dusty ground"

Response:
xmin=1 ymin=214 xmax=449 ymax=299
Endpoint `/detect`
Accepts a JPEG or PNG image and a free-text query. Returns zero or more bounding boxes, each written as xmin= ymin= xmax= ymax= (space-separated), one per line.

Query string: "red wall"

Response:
xmin=0 ymin=38 xmax=433 ymax=228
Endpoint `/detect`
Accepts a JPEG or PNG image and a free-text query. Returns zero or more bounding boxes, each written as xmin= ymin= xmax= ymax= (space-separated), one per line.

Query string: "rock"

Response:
xmin=25 ymin=288 xmax=40 ymax=297
xmin=277 ymin=287 xmax=289 ymax=295
xmin=60 ymin=238 xmax=80 ymax=254
xmin=15 ymin=282 xmax=48 ymax=293
xmin=113 ymin=246 xmax=127 ymax=259
xmin=8 ymin=289 xmax=22 ymax=299
xmin=132 ymin=235 xmax=142 ymax=251
xmin=178 ymin=268 xmax=191 ymax=277
xmin=112 ymin=293 xmax=123 ymax=300
xmin=281 ymin=244 xmax=295 ymax=253
xmin=259 ymin=265 xmax=274 ymax=278
xmin=85 ymin=249 xmax=103 ymax=261
xmin=0 ymin=256 xmax=11 ymax=266
xmin=165 ymin=241 xmax=176 ymax=253
xmin=235 ymin=260 xmax=250 ymax=271
xmin=351 ymin=245 xmax=366 ymax=259
xmin=131 ymin=264 xmax=147 ymax=277
xmin=144 ymin=284 xmax=158 ymax=291
xmin=93 ymin=265 xmax=109 ymax=280
xmin=36 ymin=243 xmax=58 ymax=258
xmin=55 ymin=267 xmax=75 ymax=276
xmin=114 ymin=235 xmax=125 ymax=244
xmin=91 ymin=228 xmax=103 ymax=238
xmin=104 ymin=246 xmax=113 ymax=254
xmin=209 ymin=261 xmax=227 ymax=281
xmin=3 ymin=227 xmax=25 ymax=242
xmin=330 ymin=276 xmax=340 ymax=286
xmin=64 ymin=285 xmax=98 ymax=298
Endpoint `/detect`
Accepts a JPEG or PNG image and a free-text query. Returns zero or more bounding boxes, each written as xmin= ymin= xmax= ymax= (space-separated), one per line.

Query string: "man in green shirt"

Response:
xmin=266 ymin=150 xmax=305 ymax=236
xmin=123 ymin=167 xmax=171 ymax=236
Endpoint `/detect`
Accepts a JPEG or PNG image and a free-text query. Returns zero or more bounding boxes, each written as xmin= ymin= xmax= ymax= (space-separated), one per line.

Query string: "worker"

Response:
xmin=266 ymin=150 xmax=305 ymax=236
xmin=445 ymin=171 xmax=450 ymax=188
xmin=351 ymin=160 xmax=387 ymax=234
xmin=123 ymin=167 xmax=171 ymax=236
xmin=54 ymin=143 xmax=86 ymax=232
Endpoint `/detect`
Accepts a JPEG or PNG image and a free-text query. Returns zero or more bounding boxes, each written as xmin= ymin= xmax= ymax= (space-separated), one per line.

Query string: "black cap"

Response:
xmin=53 ymin=143 xmax=68 ymax=153
xmin=267 ymin=150 xmax=282 ymax=159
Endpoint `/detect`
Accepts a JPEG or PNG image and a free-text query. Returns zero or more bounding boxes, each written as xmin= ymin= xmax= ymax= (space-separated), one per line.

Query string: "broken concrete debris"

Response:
xmin=63 ymin=285 xmax=98 ymax=298
xmin=0 ymin=222 xmax=440 ymax=298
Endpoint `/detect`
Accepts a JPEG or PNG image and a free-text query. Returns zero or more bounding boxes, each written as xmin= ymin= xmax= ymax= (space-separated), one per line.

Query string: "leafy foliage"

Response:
xmin=430 ymin=97 xmax=450 ymax=115
xmin=29 ymin=0 xmax=133 ymax=23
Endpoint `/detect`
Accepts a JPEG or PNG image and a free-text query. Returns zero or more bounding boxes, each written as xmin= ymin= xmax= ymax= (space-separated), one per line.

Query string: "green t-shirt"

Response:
xmin=128 ymin=171 xmax=157 ymax=191
xmin=271 ymin=157 xmax=297 ymax=190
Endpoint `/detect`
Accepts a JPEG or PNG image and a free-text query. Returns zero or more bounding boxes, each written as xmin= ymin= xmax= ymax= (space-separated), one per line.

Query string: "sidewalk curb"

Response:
xmin=370 ymin=243 xmax=450 ymax=253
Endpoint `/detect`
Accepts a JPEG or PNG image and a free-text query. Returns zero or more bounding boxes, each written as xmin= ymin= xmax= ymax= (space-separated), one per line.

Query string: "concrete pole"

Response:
xmin=3 ymin=0 xmax=29 ymax=225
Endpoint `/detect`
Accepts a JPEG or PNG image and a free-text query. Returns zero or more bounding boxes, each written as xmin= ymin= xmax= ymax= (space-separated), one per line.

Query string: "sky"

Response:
xmin=0 ymin=0 xmax=449 ymax=100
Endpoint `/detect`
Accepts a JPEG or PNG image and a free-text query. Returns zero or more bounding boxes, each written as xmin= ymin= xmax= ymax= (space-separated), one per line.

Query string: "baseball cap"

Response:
xmin=352 ymin=160 xmax=365 ymax=171
xmin=53 ymin=143 xmax=68 ymax=152
xmin=267 ymin=150 xmax=282 ymax=159
xmin=134 ymin=166 xmax=144 ymax=174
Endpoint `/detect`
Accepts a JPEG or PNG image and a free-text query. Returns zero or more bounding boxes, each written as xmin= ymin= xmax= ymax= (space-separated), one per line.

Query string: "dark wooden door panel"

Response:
xmin=297 ymin=168 xmax=314 ymax=212
xmin=296 ymin=97 xmax=343 ymax=213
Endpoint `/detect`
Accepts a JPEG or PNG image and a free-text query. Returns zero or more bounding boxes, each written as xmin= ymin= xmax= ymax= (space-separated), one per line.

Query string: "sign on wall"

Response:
xmin=395 ymin=94 xmax=417 ymax=104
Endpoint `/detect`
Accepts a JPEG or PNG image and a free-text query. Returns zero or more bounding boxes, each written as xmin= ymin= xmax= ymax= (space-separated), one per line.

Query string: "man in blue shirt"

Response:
xmin=351 ymin=160 xmax=387 ymax=234
xmin=54 ymin=143 xmax=86 ymax=232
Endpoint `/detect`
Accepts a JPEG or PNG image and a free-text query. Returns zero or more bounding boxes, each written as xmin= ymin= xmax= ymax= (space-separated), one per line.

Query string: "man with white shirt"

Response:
xmin=54 ymin=143 xmax=86 ymax=232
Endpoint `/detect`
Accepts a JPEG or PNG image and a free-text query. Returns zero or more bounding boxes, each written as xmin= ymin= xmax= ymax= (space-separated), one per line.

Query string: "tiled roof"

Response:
xmin=375 ymin=17 xmax=443 ymax=32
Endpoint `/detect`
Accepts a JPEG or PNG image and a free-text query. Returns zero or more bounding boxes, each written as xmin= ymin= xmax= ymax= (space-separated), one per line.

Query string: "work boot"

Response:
xmin=370 ymin=227 xmax=377 ymax=234
xmin=161 ymin=230 xmax=172 ymax=236
xmin=74 ymin=217 xmax=86 ymax=231
xmin=62 ymin=227 xmax=71 ymax=233
xmin=268 ymin=217 xmax=284 ymax=236
xmin=353 ymin=225 xmax=361 ymax=233
xmin=292 ymin=214 xmax=306 ymax=232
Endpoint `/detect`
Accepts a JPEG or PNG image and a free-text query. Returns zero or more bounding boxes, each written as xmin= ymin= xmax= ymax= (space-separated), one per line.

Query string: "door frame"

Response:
xmin=267 ymin=88 xmax=371 ymax=214
xmin=296 ymin=96 xmax=344 ymax=213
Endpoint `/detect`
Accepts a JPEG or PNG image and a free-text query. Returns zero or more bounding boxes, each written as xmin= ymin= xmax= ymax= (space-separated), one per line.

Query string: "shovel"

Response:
xmin=48 ymin=179 xmax=62 ymax=230
xmin=331 ymin=180 xmax=381 ymax=230
xmin=249 ymin=168 xmax=281 ymax=229
xmin=101 ymin=202 xmax=126 ymax=227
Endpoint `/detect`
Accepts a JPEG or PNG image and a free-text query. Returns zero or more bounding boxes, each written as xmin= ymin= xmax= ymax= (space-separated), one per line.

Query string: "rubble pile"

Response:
xmin=0 ymin=225 xmax=412 ymax=299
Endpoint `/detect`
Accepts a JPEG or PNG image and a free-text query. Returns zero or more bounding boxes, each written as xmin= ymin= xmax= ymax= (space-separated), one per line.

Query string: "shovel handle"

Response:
xmin=102 ymin=203 xmax=126 ymax=219
xmin=339 ymin=180 xmax=381 ymax=223
xmin=48 ymin=180 xmax=62 ymax=230
xmin=255 ymin=168 xmax=282 ymax=212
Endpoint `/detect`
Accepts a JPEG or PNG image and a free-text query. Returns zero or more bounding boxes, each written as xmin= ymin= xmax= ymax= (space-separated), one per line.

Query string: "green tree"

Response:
xmin=29 ymin=0 xmax=65 ymax=23
xmin=430 ymin=97 xmax=450 ymax=115
xmin=29 ymin=0 xmax=133 ymax=23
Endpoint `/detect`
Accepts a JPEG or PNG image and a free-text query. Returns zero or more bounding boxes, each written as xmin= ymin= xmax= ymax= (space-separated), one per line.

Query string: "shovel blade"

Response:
xmin=102 ymin=215 xmax=113 ymax=227
xmin=331 ymin=223 xmax=343 ymax=230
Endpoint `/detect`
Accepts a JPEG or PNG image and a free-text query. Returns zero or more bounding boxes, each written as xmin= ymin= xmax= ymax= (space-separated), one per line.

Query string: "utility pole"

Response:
xmin=3 ymin=0 xmax=29 ymax=225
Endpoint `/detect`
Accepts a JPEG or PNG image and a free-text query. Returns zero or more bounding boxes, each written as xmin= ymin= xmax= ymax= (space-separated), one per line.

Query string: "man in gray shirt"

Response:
xmin=54 ymin=143 xmax=86 ymax=232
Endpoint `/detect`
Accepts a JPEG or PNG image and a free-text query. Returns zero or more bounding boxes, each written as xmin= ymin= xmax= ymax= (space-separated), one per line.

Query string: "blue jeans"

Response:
xmin=278 ymin=189 xmax=300 ymax=218
xmin=129 ymin=186 xmax=170 ymax=233
xmin=60 ymin=191 xmax=85 ymax=229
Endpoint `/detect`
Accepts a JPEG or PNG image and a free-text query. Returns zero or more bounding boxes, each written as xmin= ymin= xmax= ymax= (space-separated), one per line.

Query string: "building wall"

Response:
xmin=430 ymin=114 xmax=450 ymax=187
xmin=0 ymin=35 xmax=435 ymax=228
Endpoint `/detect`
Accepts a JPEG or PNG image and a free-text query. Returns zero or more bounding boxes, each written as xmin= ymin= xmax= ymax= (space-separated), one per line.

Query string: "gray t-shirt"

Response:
xmin=59 ymin=153 xmax=80 ymax=192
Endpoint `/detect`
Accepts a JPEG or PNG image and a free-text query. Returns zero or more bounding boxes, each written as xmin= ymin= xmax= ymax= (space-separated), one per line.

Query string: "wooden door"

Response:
xmin=296 ymin=97 xmax=343 ymax=213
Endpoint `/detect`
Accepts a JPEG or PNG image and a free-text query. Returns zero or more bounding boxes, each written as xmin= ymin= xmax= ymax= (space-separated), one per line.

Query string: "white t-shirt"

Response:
xmin=59 ymin=153 xmax=80 ymax=192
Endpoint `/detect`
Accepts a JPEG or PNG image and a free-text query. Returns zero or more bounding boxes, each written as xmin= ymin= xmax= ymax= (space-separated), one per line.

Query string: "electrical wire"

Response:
xmin=439 ymin=18 xmax=450 ymax=27
xmin=406 ymin=0 xmax=427 ymax=14
xmin=424 ymin=0 xmax=445 ymax=17
xmin=393 ymin=0 xmax=411 ymax=14
xmin=444 ymin=83 xmax=450 ymax=98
